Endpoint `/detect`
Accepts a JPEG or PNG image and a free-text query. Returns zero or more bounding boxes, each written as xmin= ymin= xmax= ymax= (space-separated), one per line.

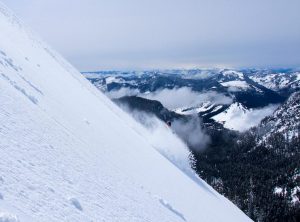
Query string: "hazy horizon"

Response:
xmin=2 ymin=0 xmax=300 ymax=71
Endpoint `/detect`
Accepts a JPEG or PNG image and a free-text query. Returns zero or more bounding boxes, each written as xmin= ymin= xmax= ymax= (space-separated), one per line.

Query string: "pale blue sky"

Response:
xmin=2 ymin=0 xmax=300 ymax=70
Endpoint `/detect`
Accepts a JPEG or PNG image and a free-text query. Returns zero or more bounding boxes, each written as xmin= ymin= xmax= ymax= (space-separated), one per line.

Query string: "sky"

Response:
xmin=2 ymin=0 xmax=300 ymax=71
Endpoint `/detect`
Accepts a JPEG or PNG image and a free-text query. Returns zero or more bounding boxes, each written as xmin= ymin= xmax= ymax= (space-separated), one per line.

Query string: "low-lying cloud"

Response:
xmin=143 ymin=87 xmax=232 ymax=110
xmin=118 ymin=101 xmax=211 ymax=152
xmin=107 ymin=86 xmax=233 ymax=110
xmin=171 ymin=115 xmax=211 ymax=151
xmin=117 ymin=103 xmax=197 ymax=174
xmin=106 ymin=87 xmax=139 ymax=99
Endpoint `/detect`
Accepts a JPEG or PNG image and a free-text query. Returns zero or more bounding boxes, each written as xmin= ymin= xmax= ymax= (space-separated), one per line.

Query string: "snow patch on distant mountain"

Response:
xmin=174 ymin=102 xmax=215 ymax=115
xmin=222 ymin=70 xmax=244 ymax=80
xmin=220 ymin=80 xmax=250 ymax=90
xmin=250 ymin=72 xmax=300 ymax=91
xmin=212 ymin=103 xmax=279 ymax=131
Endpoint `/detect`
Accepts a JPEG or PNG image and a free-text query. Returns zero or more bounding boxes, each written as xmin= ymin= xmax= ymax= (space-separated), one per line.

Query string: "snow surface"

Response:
xmin=258 ymin=91 xmax=300 ymax=142
xmin=212 ymin=103 xmax=278 ymax=132
xmin=250 ymin=72 xmax=300 ymax=91
xmin=291 ymin=187 xmax=300 ymax=204
xmin=105 ymin=76 xmax=126 ymax=84
xmin=222 ymin=70 xmax=244 ymax=79
xmin=0 ymin=2 xmax=250 ymax=222
xmin=174 ymin=102 xmax=215 ymax=115
xmin=173 ymin=102 xmax=224 ymax=116
xmin=220 ymin=80 xmax=250 ymax=90
xmin=274 ymin=187 xmax=285 ymax=195
xmin=297 ymin=72 xmax=300 ymax=81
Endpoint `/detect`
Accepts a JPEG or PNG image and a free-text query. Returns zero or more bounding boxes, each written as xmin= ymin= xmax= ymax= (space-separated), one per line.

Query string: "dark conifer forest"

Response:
xmin=193 ymin=128 xmax=300 ymax=221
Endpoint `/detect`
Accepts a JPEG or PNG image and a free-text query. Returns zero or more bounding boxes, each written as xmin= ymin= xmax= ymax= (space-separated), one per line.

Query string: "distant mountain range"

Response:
xmin=83 ymin=69 xmax=300 ymax=221
xmin=83 ymin=69 xmax=299 ymax=131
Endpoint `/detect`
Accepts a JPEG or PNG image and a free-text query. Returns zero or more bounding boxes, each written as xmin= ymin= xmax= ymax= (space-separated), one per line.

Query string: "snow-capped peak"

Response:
xmin=212 ymin=102 xmax=278 ymax=132
xmin=221 ymin=70 xmax=244 ymax=80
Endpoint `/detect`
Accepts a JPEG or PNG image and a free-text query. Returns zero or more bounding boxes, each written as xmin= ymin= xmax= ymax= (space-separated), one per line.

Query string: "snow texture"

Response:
xmin=0 ymin=2 xmax=251 ymax=222
xmin=0 ymin=212 xmax=19 ymax=222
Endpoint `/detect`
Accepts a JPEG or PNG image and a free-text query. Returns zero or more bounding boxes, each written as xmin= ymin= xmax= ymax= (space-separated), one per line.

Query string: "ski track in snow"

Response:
xmin=159 ymin=199 xmax=186 ymax=221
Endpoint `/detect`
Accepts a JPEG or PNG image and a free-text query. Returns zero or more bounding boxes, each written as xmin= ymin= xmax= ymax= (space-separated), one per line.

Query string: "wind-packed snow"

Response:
xmin=0 ymin=2 xmax=250 ymax=222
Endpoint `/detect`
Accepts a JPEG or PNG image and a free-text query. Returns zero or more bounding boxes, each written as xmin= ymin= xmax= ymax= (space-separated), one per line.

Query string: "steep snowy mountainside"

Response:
xmin=212 ymin=103 xmax=278 ymax=132
xmin=249 ymin=71 xmax=300 ymax=91
xmin=258 ymin=91 xmax=300 ymax=141
xmin=174 ymin=102 xmax=228 ymax=121
xmin=248 ymin=70 xmax=300 ymax=98
xmin=0 ymin=3 xmax=250 ymax=222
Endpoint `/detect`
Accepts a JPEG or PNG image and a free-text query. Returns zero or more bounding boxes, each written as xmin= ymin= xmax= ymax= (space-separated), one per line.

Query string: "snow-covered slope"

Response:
xmin=0 ymin=3 xmax=250 ymax=222
xmin=250 ymin=72 xmax=300 ymax=91
xmin=174 ymin=102 xmax=216 ymax=115
xmin=212 ymin=103 xmax=278 ymax=132
xmin=258 ymin=91 xmax=300 ymax=141
xmin=174 ymin=102 xmax=226 ymax=119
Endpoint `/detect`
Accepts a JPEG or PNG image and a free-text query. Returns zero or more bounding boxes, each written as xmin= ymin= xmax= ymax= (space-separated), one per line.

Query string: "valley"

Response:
xmin=83 ymin=69 xmax=300 ymax=221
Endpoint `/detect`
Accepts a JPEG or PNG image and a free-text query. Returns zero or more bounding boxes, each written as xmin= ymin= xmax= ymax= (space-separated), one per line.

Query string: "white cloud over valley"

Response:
xmin=107 ymin=86 xmax=233 ymax=110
